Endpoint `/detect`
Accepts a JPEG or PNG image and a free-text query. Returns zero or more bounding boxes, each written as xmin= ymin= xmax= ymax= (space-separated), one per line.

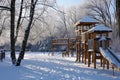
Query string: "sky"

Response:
xmin=56 ymin=0 xmax=85 ymax=8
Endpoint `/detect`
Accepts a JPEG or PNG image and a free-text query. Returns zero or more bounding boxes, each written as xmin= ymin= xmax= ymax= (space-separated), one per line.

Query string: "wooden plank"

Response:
xmin=93 ymin=33 xmax=96 ymax=69
xmin=52 ymin=43 xmax=68 ymax=46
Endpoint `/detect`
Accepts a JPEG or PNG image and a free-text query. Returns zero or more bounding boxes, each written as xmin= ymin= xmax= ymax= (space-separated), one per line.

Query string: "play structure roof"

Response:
xmin=75 ymin=16 xmax=99 ymax=26
xmin=88 ymin=25 xmax=112 ymax=33
xmin=99 ymin=35 xmax=107 ymax=41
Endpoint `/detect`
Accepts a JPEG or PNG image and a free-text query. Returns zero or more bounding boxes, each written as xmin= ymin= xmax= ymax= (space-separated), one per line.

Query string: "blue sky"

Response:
xmin=56 ymin=0 xmax=84 ymax=8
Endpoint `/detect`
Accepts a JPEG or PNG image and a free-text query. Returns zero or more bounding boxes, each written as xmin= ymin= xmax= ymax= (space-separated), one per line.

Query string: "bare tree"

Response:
xmin=16 ymin=0 xmax=57 ymax=66
xmin=0 ymin=15 xmax=9 ymax=36
xmin=87 ymin=0 xmax=115 ymax=28
xmin=15 ymin=0 xmax=24 ymax=43
xmin=10 ymin=0 xmax=16 ymax=64
xmin=0 ymin=0 xmax=57 ymax=65
xmin=56 ymin=9 xmax=69 ymax=38
xmin=66 ymin=5 xmax=85 ymax=37
xmin=116 ymin=0 xmax=120 ymax=37
xmin=16 ymin=0 xmax=38 ymax=66
xmin=0 ymin=0 xmax=17 ymax=64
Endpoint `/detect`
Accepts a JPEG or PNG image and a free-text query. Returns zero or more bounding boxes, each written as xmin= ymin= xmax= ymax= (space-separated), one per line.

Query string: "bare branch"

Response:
xmin=0 ymin=6 xmax=10 ymax=11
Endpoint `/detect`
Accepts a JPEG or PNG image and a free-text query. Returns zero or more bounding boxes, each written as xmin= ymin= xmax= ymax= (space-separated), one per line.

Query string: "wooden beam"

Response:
xmin=52 ymin=45 xmax=54 ymax=56
xmin=93 ymin=33 xmax=96 ymax=69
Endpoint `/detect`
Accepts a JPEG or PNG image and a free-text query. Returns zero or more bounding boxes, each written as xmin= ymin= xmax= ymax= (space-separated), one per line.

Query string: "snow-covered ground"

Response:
xmin=0 ymin=52 xmax=120 ymax=80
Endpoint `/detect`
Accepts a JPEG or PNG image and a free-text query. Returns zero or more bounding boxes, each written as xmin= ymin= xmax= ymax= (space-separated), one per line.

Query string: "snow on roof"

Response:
xmin=80 ymin=16 xmax=99 ymax=23
xmin=99 ymin=35 xmax=107 ymax=41
xmin=75 ymin=16 xmax=99 ymax=26
xmin=88 ymin=25 xmax=112 ymax=32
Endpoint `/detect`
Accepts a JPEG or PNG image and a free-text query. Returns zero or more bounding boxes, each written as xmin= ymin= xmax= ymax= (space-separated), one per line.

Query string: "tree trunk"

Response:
xmin=16 ymin=0 xmax=36 ymax=66
xmin=15 ymin=0 xmax=24 ymax=43
xmin=116 ymin=0 xmax=120 ymax=37
xmin=10 ymin=0 xmax=16 ymax=64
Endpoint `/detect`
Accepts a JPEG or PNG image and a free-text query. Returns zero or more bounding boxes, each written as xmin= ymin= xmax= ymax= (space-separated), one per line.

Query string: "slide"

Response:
xmin=99 ymin=47 xmax=120 ymax=68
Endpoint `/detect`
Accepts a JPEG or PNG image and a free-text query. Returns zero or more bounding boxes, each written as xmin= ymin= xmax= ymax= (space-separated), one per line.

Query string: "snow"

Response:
xmin=99 ymin=48 xmax=120 ymax=68
xmin=0 ymin=52 xmax=120 ymax=80
xmin=79 ymin=16 xmax=99 ymax=23
xmin=99 ymin=35 xmax=107 ymax=41
xmin=88 ymin=25 xmax=112 ymax=32
xmin=75 ymin=16 xmax=99 ymax=26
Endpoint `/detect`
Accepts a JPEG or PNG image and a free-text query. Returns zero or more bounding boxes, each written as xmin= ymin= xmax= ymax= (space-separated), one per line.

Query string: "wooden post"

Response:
xmin=67 ymin=38 xmax=70 ymax=57
xmin=78 ymin=42 xmax=80 ymax=62
xmin=100 ymin=55 xmax=103 ymax=67
xmin=106 ymin=32 xmax=110 ymax=47
xmin=106 ymin=60 xmax=109 ymax=69
xmin=93 ymin=52 xmax=96 ymax=69
xmin=93 ymin=33 xmax=96 ymax=69
xmin=112 ymin=64 xmax=115 ymax=76
xmin=84 ymin=51 xmax=87 ymax=64
xmin=88 ymin=51 xmax=91 ymax=67
xmin=103 ymin=58 xmax=106 ymax=70
xmin=75 ymin=42 xmax=78 ymax=62
xmin=82 ymin=43 xmax=84 ymax=63
xmin=84 ymin=44 xmax=88 ymax=64
xmin=75 ymin=42 xmax=80 ymax=62
xmin=82 ymin=25 xmax=84 ymax=32
xmin=52 ymin=45 xmax=54 ymax=56
xmin=106 ymin=33 xmax=109 ymax=69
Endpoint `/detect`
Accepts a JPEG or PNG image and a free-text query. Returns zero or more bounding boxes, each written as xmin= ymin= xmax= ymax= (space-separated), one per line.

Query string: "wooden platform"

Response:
xmin=51 ymin=38 xmax=76 ymax=56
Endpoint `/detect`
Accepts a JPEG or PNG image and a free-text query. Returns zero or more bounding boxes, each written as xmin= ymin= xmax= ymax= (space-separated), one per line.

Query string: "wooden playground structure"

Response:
xmin=51 ymin=16 xmax=120 ymax=74
xmin=74 ymin=17 xmax=113 ymax=69
xmin=51 ymin=38 xmax=76 ymax=56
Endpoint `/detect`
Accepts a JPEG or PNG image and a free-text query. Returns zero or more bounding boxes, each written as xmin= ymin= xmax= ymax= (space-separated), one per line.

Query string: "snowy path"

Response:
xmin=0 ymin=52 xmax=120 ymax=80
